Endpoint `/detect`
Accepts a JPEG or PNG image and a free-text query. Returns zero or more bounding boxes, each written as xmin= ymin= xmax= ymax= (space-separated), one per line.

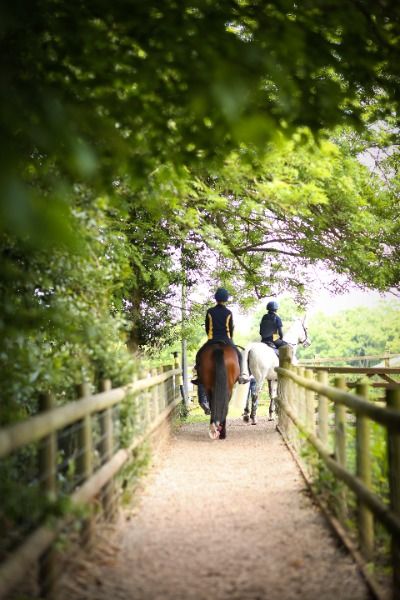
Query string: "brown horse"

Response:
xmin=198 ymin=342 xmax=240 ymax=440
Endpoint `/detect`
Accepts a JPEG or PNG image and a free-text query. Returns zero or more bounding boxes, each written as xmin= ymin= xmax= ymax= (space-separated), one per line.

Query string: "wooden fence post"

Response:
xmin=151 ymin=368 xmax=159 ymax=421
xmin=334 ymin=377 xmax=347 ymax=521
xmin=278 ymin=345 xmax=293 ymax=436
xmin=99 ymin=379 xmax=116 ymax=521
xmin=304 ymin=369 xmax=316 ymax=435
xmin=355 ymin=382 xmax=374 ymax=561
xmin=279 ymin=344 xmax=293 ymax=368
xmin=173 ymin=352 xmax=180 ymax=401
xmin=76 ymin=383 xmax=94 ymax=548
xmin=317 ymin=371 xmax=329 ymax=448
xmin=163 ymin=364 xmax=171 ymax=409
xmin=38 ymin=393 xmax=57 ymax=600
xmin=386 ymin=388 xmax=400 ymax=600
xmin=297 ymin=367 xmax=306 ymax=427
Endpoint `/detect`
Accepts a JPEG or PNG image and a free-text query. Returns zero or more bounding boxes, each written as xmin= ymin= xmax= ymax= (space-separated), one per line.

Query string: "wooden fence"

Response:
xmin=300 ymin=353 xmax=400 ymax=392
xmin=300 ymin=353 xmax=399 ymax=367
xmin=0 ymin=360 xmax=182 ymax=600
xmin=277 ymin=345 xmax=400 ymax=600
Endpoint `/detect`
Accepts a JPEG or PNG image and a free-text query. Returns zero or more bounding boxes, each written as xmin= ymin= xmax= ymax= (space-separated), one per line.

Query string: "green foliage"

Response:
xmin=299 ymin=301 xmax=400 ymax=360
xmin=0 ymin=195 xmax=136 ymax=424
xmin=178 ymin=400 xmax=190 ymax=420
xmin=187 ymin=136 xmax=399 ymax=302
xmin=2 ymin=1 xmax=400 ymax=427
xmin=119 ymin=393 xmax=141 ymax=448
xmin=118 ymin=444 xmax=152 ymax=506
xmin=0 ymin=449 xmax=76 ymax=557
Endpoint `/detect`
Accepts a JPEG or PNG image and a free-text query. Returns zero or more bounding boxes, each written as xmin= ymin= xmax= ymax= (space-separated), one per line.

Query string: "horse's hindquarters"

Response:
xmin=248 ymin=343 xmax=278 ymax=383
xmin=199 ymin=343 xmax=239 ymax=439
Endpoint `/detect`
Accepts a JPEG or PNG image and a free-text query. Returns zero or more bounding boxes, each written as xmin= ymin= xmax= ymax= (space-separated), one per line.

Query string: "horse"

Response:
xmin=241 ymin=317 xmax=311 ymax=424
xmin=198 ymin=341 xmax=240 ymax=440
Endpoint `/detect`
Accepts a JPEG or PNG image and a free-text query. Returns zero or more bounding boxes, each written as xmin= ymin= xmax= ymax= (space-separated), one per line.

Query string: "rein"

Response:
xmin=299 ymin=322 xmax=310 ymax=346
xmin=286 ymin=321 xmax=309 ymax=347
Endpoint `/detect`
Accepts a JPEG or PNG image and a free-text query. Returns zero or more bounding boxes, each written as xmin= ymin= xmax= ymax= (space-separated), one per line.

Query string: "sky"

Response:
xmin=308 ymin=286 xmax=395 ymax=315
xmin=232 ymin=284 xmax=399 ymax=338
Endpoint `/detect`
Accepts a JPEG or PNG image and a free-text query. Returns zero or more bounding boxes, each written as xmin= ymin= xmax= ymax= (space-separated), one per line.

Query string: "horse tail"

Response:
xmin=213 ymin=348 xmax=229 ymax=424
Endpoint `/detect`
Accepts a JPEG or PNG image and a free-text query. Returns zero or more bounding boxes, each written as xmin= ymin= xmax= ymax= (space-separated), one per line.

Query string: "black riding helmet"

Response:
xmin=215 ymin=288 xmax=229 ymax=302
xmin=267 ymin=300 xmax=278 ymax=311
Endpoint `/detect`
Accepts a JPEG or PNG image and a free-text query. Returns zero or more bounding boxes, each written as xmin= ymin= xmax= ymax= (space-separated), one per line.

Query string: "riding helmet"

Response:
xmin=267 ymin=300 xmax=279 ymax=311
xmin=214 ymin=288 xmax=229 ymax=302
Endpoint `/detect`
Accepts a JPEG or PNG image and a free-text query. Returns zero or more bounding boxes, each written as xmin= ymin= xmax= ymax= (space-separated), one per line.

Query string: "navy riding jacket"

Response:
xmin=205 ymin=304 xmax=234 ymax=341
xmin=259 ymin=311 xmax=283 ymax=342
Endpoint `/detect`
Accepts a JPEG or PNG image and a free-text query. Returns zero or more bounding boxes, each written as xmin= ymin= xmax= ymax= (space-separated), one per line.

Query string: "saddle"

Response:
xmin=205 ymin=339 xmax=228 ymax=346
xmin=262 ymin=340 xmax=279 ymax=357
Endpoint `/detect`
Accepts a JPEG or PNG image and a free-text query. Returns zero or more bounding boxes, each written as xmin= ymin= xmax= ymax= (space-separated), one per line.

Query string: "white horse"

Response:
xmin=241 ymin=317 xmax=311 ymax=424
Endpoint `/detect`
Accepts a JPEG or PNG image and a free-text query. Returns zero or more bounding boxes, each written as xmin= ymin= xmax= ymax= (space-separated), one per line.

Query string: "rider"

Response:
xmin=259 ymin=300 xmax=288 ymax=357
xmin=191 ymin=287 xmax=247 ymax=386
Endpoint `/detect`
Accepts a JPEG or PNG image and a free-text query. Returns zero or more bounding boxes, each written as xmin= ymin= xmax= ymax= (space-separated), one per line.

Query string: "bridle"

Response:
xmin=282 ymin=319 xmax=311 ymax=349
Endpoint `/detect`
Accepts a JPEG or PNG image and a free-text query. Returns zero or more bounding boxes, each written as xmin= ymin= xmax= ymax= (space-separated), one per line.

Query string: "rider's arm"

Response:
xmin=276 ymin=315 xmax=283 ymax=339
xmin=259 ymin=315 xmax=266 ymax=337
xmin=205 ymin=310 xmax=211 ymax=337
xmin=228 ymin=310 xmax=234 ymax=338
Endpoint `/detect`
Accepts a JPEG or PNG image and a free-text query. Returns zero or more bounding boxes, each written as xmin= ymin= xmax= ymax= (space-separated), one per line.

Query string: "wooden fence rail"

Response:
xmin=0 ymin=362 xmax=182 ymax=600
xmin=276 ymin=346 xmax=400 ymax=600
xmin=300 ymin=353 xmax=399 ymax=365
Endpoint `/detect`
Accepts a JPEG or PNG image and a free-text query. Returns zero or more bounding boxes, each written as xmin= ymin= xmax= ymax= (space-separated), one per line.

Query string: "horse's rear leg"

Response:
xmin=249 ymin=377 xmax=259 ymax=424
xmin=219 ymin=420 xmax=226 ymax=440
xmin=250 ymin=391 xmax=258 ymax=425
xmin=209 ymin=421 xmax=220 ymax=440
xmin=242 ymin=390 xmax=250 ymax=422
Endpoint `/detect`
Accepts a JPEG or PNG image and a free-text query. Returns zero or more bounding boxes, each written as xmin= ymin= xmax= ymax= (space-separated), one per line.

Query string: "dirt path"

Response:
xmin=62 ymin=416 xmax=371 ymax=600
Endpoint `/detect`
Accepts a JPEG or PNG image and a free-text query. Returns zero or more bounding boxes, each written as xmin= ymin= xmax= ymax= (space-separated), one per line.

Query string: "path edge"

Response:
xmin=276 ymin=424 xmax=386 ymax=600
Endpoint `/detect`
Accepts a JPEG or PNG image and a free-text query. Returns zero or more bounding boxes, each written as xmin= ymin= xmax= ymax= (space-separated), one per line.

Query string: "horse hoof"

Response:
xmin=251 ymin=417 xmax=257 ymax=425
xmin=268 ymin=416 xmax=274 ymax=421
xmin=242 ymin=414 xmax=250 ymax=422
xmin=209 ymin=423 xmax=220 ymax=440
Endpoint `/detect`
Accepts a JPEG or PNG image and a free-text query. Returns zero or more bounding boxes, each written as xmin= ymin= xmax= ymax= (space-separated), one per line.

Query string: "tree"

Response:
xmin=299 ymin=301 xmax=400 ymax=360
xmin=2 ymin=1 xmax=400 ymax=423
xmin=2 ymin=0 xmax=400 ymax=247
xmin=184 ymin=134 xmax=399 ymax=301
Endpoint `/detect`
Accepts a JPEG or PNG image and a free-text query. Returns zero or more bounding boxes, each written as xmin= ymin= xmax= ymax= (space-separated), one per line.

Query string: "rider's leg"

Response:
xmin=273 ymin=339 xmax=287 ymax=358
xmin=197 ymin=383 xmax=210 ymax=415
xmin=274 ymin=339 xmax=287 ymax=348
xmin=234 ymin=345 xmax=248 ymax=383
xmin=191 ymin=347 xmax=202 ymax=385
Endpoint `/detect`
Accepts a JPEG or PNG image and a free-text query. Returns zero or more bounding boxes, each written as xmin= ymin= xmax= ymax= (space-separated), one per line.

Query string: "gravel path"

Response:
xmin=63 ymin=416 xmax=371 ymax=600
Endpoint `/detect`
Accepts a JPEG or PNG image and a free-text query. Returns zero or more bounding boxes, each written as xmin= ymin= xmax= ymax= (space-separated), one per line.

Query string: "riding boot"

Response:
xmin=191 ymin=347 xmax=204 ymax=385
xmin=198 ymin=383 xmax=210 ymax=415
xmin=191 ymin=367 xmax=199 ymax=385
xmin=236 ymin=347 xmax=248 ymax=383
xmin=191 ymin=355 xmax=200 ymax=385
